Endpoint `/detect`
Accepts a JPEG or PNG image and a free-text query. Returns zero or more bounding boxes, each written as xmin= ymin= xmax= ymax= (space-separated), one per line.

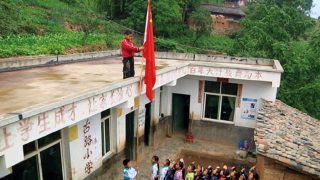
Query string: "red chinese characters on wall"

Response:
xmin=189 ymin=67 xmax=265 ymax=81
xmin=207 ymin=68 xmax=214 ymax=76
xmin=85 ymin=161 xmax=93 ymax=174
xmin=82 ymin=119 xmax=93 ymax=174
xmin=235 ymin=70 xmax=242 ymax=78
xmin=68 ymin=103 xmax=77 ymax=122
xmin=99 ymin=93 xmax=107 ymax=109
xmin=55 ymin=106 xmax=65 ymax=127
xmin=126 ymin=85 xmax=133 ymax=98
xmin=0 ymin=128 xmax=14 ymax=151
xmin=255 ymin=71 xmax=262 ymax=80
xmin=88 ymin=97 xmax=98 ymax=114
xmin=38 ymin=113 xmax=50 ymax=134
xmin=110 ymin=88 xmax=124 ymax=106
xmin=225 ymin=69 xmax=232 ymax=77
xmin=18 ymin=118 xmax=33 ymax=142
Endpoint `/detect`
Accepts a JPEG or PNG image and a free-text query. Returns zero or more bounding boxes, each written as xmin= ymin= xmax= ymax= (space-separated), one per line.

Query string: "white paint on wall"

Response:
xmin=166 ymin=76 xmax=278 ymax=128
xmin=115 ymin=88 xmax=160 ymax=152
xmin=69 ymin=114 xmax=102 ymax=180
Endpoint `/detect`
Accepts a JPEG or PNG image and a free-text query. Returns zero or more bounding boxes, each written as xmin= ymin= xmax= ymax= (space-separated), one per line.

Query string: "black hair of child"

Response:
xmin=235 ymin=172 xmax=241 ymax=179
xmin=223 ymin=169 xmax=230 ymax=176
xmin=165 ymin=159 xmax=171 ymax=166
xmin=124 ymin=30 xmax=133 ymax=35
xmin=123 ymin=159 xmax=130 ymax=166
xmin=153 ymin=155 xmax=160 ymax=175
xmin=191 ymin=164 xmax=196 ymax=171
xmin=252 ymin=171 xmax=259 ymax=180
xmin=177 ymin=161 xmax=184 ymax=169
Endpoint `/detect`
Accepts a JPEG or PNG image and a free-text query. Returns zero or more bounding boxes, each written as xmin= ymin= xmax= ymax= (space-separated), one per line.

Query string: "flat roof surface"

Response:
xmin=0 ymin=56 xmax=277 ymax=116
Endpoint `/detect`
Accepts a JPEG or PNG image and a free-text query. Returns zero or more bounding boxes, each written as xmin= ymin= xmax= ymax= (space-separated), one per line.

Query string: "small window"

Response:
xmin=203 ymin=81 xmax=238 ymax=122
xmin=101 ymin=109 xmax=110 ymax=120
xmin=221 ymin=82 xmax=238 ymax=95
xmin=205 ymin=81 xmax=220 ymax=93
xmin=101 ymin=109 xmax=111 ymax=157
xmin=204 ymin=94 xmax=220 ymax=119
xmin=23 ymin=141 xmax=36 ymax=155
xmin=38 ymin=131 xmax=61 ymax=148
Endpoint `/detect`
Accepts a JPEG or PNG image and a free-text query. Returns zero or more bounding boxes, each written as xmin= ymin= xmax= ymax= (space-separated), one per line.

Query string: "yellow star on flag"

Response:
xmin=150 ymin=19 xmax=152 ymax=23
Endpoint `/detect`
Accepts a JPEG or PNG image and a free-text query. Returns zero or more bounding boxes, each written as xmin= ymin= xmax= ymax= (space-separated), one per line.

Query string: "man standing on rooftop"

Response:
xmin=121 ymin=30 xmax=144 ymax=79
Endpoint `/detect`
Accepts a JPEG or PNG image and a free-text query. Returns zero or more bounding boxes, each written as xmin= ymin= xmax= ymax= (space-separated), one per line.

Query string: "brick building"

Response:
xmin=202 ymin=4 xmax=246 ymax=35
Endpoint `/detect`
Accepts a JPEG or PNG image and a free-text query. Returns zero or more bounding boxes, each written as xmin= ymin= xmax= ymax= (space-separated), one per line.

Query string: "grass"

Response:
xmin=0 ymin=0 xmax=235 ymax=58
xmin=0 ymin=32 xmax=123 ymax=57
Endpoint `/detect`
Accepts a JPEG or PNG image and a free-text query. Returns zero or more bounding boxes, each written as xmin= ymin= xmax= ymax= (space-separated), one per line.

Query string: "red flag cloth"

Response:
xmin=143 ymin=0 xmax=156 ymax=102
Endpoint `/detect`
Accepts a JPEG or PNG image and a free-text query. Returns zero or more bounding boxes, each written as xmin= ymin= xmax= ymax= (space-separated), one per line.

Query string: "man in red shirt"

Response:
xmin=121 ymin=30 xmax=144 ymax=79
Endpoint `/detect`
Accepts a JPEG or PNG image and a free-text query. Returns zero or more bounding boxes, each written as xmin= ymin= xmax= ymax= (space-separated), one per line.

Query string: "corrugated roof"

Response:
xmin=255 ymin=100 xmax=320 ymax=177
xmin=202 ymin=4 xmax=246 ymax=16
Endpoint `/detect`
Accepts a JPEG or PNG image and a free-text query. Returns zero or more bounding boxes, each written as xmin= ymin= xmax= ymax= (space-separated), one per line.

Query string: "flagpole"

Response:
xmin=136 ymin=56 xmax=145 ymax=179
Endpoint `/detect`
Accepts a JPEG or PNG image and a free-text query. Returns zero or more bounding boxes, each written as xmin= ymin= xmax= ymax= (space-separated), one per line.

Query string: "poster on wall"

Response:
xmin=241 ymin=98 xmax=258 ymax=120
xmin=139 ymin=109 xmax=145 ymax=127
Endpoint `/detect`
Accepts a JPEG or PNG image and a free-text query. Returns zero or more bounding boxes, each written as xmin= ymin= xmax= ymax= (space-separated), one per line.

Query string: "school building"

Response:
xmin=0 ymin=50 xmax=288 ymax=179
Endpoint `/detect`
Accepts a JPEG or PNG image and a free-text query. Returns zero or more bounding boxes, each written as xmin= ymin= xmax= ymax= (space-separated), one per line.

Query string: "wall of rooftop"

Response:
xmin=0 ymin=50 xmax=279 ymax=72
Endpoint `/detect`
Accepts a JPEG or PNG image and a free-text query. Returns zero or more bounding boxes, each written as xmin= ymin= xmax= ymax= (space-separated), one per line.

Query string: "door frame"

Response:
xmin=125 ymin=110 xmax=136 ymax=160
xmin=171 ymin=93 xmax=191 ymax=133
xmin=144 ymin=103 xmax=152 ymax=146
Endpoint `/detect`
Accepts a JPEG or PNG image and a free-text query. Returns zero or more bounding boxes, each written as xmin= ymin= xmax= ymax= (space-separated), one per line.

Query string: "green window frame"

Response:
xmin=101 ymin=109 xmax=111 ymax=157
xmin=203 ymin=81 xmax=238 ymax=122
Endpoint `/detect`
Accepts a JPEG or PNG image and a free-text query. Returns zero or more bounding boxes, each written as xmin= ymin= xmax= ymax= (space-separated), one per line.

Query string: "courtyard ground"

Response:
xmin=88 ymin=132 xmax=256 ymax=180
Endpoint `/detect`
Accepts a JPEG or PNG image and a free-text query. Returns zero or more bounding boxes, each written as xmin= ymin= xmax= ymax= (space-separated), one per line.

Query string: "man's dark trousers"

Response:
xmin=123 ymin=57 xmax=135 ymax=79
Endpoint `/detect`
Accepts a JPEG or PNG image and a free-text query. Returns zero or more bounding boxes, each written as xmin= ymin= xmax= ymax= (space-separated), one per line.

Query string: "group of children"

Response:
xmin=123 ymin=156 xmax=259 ymax=180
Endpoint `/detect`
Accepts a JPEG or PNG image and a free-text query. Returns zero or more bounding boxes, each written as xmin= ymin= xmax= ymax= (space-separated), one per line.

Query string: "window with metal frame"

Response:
xmin=101 ymin=109 xmax=111 ymax=157
xmin=4 ymin=131 xmax=63 ymax=180
xmin=203 ymin=81 xmax=238 ymax=122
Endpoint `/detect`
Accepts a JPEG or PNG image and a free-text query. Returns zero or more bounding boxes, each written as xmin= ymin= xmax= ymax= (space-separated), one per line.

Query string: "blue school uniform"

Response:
xmin=160 ymin=165 xmax=169 ymax=180
xmin=124 ymin=167 xmax=138 ymax=180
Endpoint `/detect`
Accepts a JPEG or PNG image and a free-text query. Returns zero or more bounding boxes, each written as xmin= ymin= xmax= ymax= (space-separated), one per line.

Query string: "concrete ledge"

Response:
xmin=0 ymin=50 xmax=281 ymax=72
xmin=194 ymin=54 xmax=274 ymax=66
xmin=191 ymin=120 xmax=254 ymax=147
xmin=0 ymin=50 xmax=121 ymax=72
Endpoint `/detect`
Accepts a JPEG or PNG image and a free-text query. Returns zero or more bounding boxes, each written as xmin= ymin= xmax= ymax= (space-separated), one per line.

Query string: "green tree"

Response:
xmin=122 ymin=0 xmax=182 ymax=37
xmin=230 ymin=0 xmax=320 ymax=119
xmin=189 ymin=8 xmax=213 ymax=46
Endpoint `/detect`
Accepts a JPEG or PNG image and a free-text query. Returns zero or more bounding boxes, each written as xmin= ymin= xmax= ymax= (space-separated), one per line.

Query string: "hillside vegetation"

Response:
xmin=0 ymin=0 xmax=319 ymax=120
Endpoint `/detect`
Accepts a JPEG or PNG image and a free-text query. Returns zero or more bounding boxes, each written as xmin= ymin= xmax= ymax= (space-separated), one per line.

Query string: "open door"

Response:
xmin=125 ymin=111 xmax=135 ymax=160
xmin=144 ymin=103 xmax=151 ymax=146
xmin=172 ymin=93 xmax=190 ymax=133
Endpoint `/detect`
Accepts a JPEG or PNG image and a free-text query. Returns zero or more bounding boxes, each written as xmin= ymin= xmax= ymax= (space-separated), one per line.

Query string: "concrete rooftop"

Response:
xmin=0 ymin=54 xmax=282 ymax=121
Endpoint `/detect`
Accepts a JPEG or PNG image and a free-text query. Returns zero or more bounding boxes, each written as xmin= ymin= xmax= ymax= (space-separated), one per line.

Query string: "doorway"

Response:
xmin=125 ymin=111 xmax=135 ymax=160
xmin=172 ymin=93 xmax=190 ymax=132
xmin=144 ymin=103 xmax=151 ymax=146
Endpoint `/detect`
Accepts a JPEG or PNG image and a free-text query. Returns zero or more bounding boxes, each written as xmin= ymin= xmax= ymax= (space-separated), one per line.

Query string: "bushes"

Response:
xmin=0 ymin=32 xmax=123 ymax=57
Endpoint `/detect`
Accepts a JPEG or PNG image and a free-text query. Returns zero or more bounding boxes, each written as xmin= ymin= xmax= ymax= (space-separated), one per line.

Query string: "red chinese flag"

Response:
xmin=143 ymin=0 xmax=156 ymax=102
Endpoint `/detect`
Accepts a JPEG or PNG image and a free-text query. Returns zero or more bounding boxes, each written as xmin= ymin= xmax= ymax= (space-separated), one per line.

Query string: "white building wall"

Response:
xmin=166 ymin=76 xmax=278 ymax=128
xmin=115 ymin=88 xmax=160 ymax=153
xmin=69 ymin=114 xmax=102 ymax=179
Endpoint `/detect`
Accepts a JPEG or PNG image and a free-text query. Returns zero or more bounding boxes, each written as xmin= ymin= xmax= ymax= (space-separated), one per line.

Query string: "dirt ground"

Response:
xmin=178 ymin=149 xmax=255 ymax=172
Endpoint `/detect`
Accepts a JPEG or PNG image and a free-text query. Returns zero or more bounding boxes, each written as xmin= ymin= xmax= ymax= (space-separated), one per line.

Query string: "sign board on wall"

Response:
xmin=139 ymin=109 xmax=145 ymax=127
xmin=241 ymin=98 xmax=258 ymax=120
